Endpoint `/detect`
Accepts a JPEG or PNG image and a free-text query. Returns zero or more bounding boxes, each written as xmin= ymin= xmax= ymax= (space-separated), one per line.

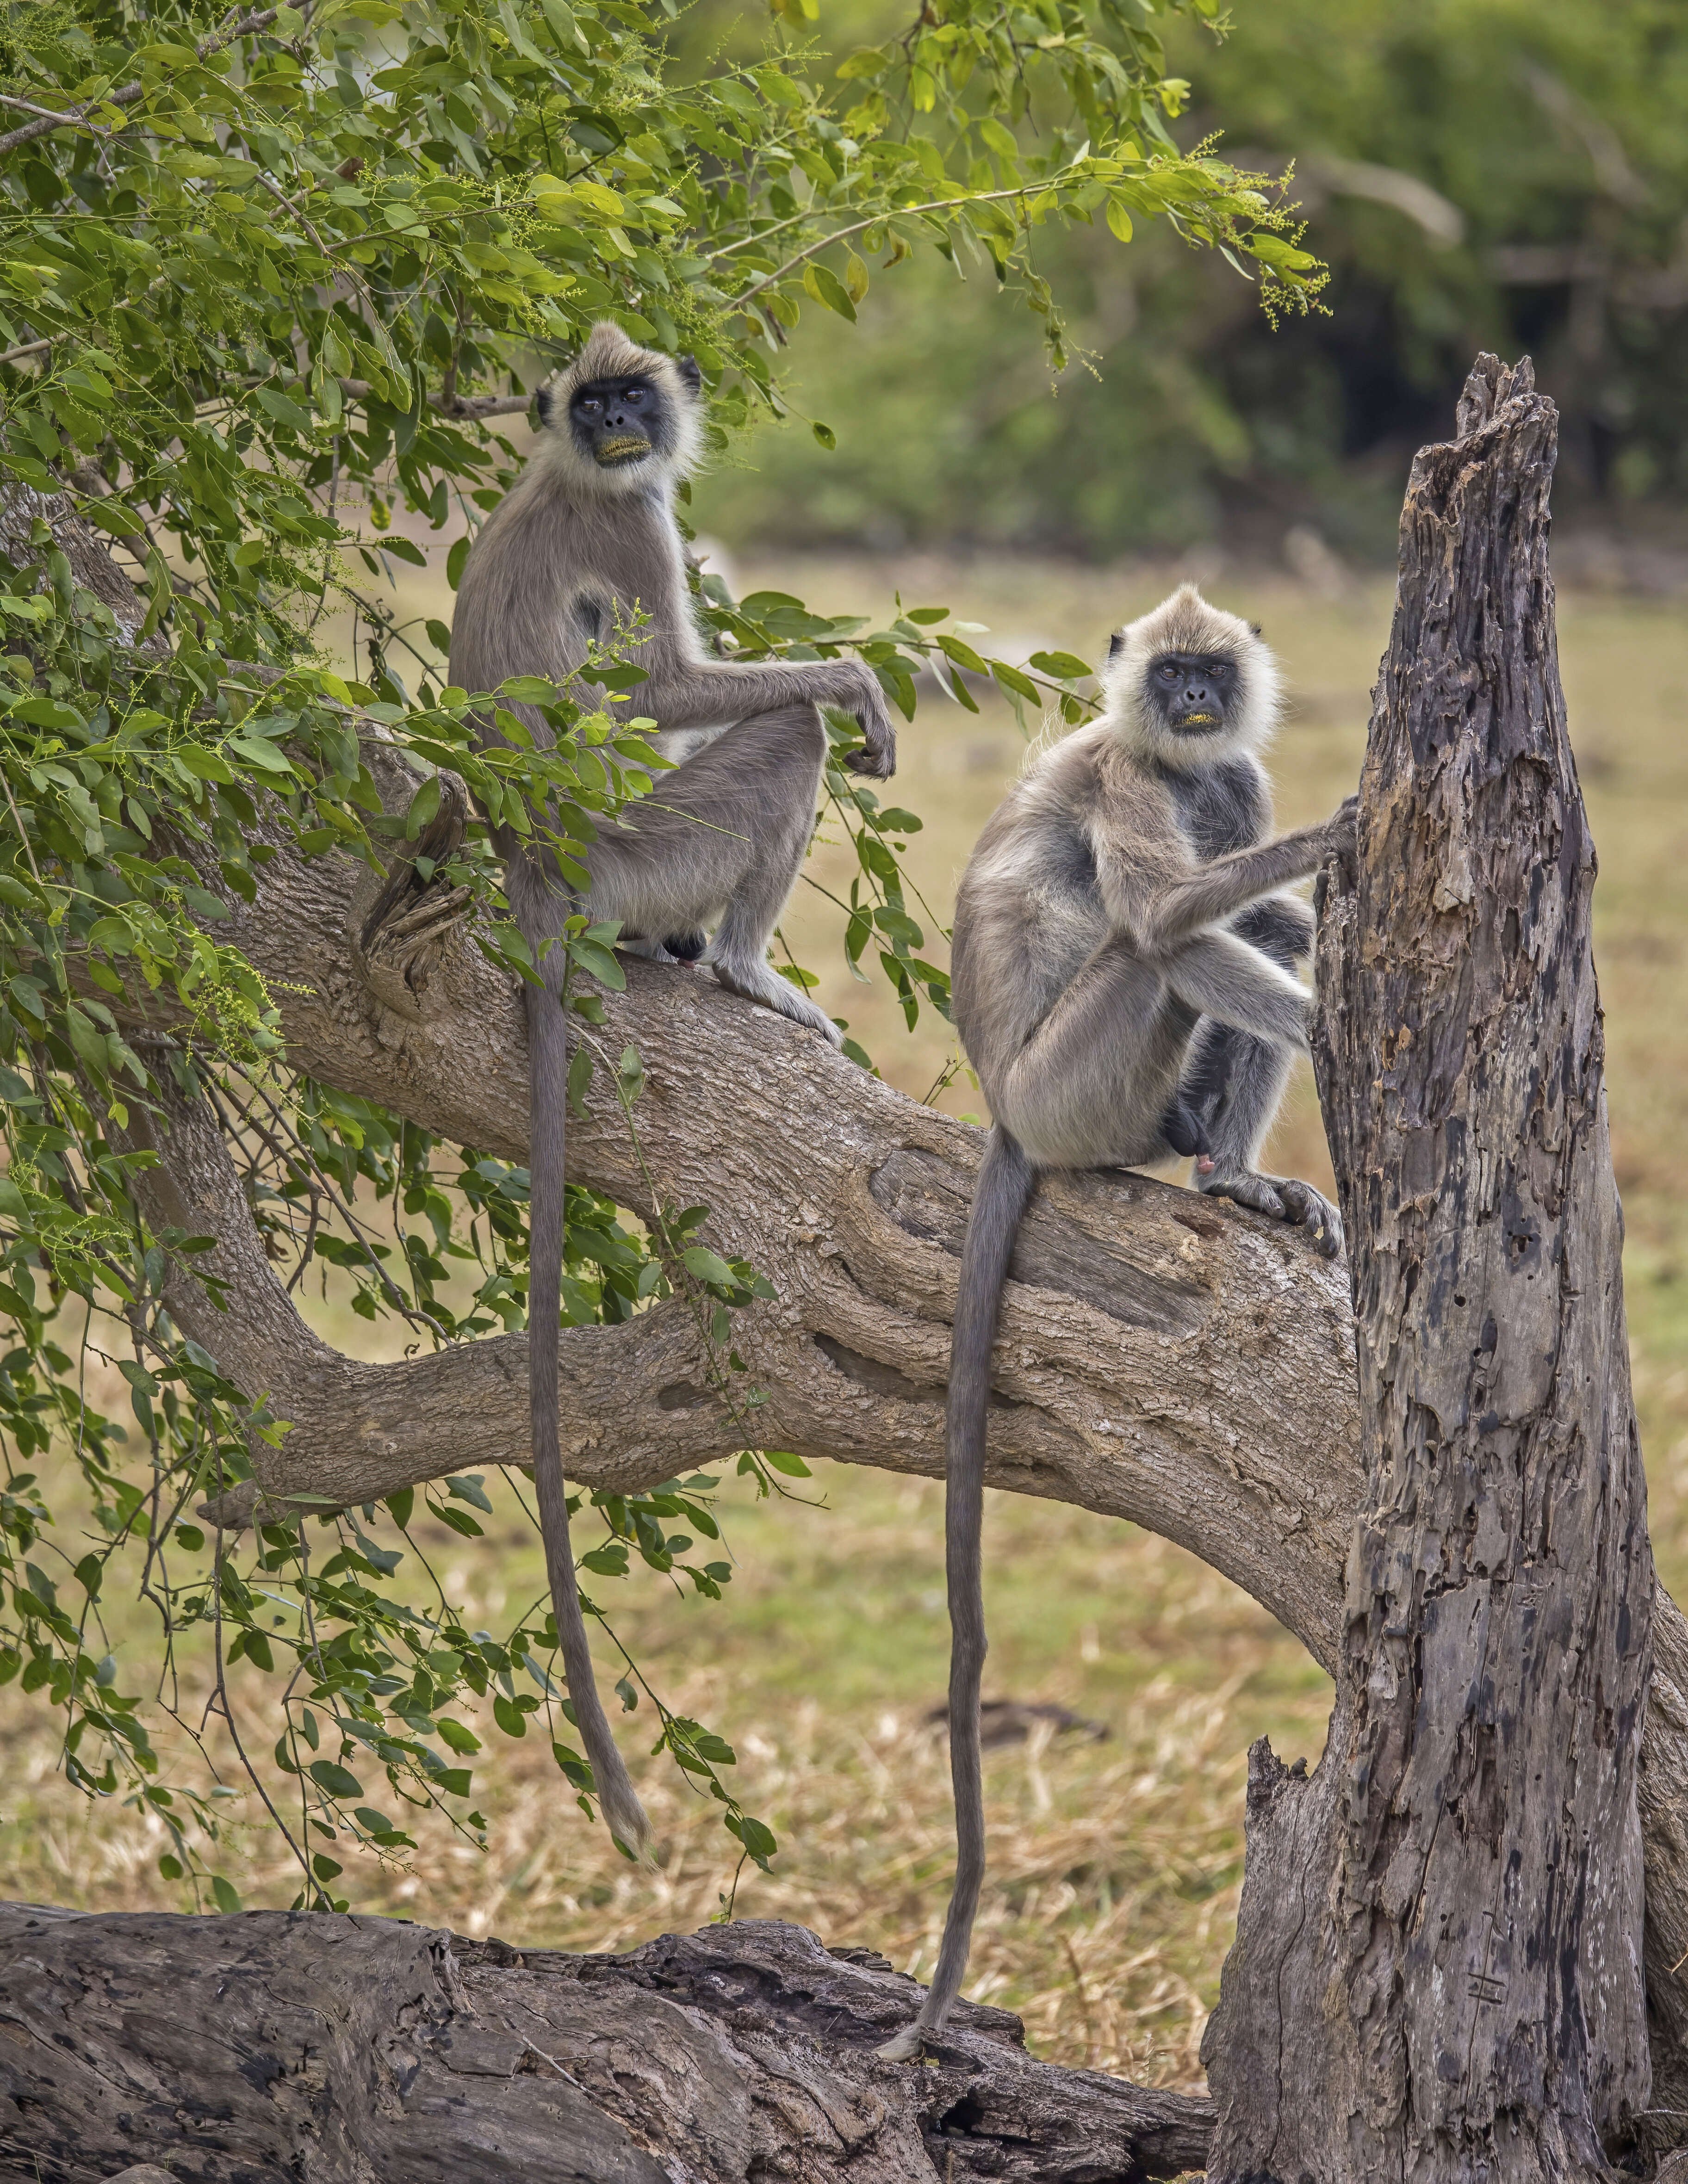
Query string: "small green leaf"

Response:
xmin=802 ymin=262 xmax=857 ymax=322
xmin=1027 ymin=649 xmax=1094 ymax=681
xmin=176 ymin=747 xmax=236 ymax=786
xmin=308 ymin=1759 xmax=364 ymax=1799
xmin=405 ymin=775 xmax=441 ymax=840
xmin=568 ymin=935 xmax=627 ymax=990
xmin=726 ymin=1811 xmax=777 ymax=1860
xmin=991 ymin=660 xmax=1042 ymax=704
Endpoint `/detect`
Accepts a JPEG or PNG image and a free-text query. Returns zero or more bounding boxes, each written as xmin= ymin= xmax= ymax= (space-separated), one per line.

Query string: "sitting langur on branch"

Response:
xmin=448 ymin=322 xmax=896 ymax=1858
xmin=877 ymin=585 xmax=1355 ymax=2058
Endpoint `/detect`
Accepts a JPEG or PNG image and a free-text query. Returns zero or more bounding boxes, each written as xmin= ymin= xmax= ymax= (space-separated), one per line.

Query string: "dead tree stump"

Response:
xmin=1204 ymin=357 xmax=1656 ymax=2179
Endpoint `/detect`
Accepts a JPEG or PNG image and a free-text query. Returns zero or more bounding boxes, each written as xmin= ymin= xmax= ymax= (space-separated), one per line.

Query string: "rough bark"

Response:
xmin=1204 ymin=360 xmax=1657 ymax=2180
xmin=0 ymin=1903 xmax=1211 ymax=2184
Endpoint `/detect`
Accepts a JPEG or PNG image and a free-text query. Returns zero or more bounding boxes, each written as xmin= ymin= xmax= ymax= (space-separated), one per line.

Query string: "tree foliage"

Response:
xmin=701 ymin=0 xmax=1688 ymax=557
xmin=0 ymin=0 xmax=1318 ymax=1909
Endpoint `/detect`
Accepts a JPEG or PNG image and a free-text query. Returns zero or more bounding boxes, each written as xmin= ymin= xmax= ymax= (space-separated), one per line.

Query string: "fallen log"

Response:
xmin=0 ymin=1903 xmax=1211 ymax=2184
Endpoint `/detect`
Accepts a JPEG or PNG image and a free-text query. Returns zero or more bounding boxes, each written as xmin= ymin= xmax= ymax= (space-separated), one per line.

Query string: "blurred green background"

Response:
xmin=688 ymin=0 xmax=1688 ymax=564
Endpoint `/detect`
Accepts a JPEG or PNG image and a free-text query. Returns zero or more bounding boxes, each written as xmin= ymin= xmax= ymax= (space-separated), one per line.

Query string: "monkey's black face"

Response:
xmin=1146 ymin=651 xmax=1239 ymax=737
xmin=567 ymin=373 xmax=669 ymax=469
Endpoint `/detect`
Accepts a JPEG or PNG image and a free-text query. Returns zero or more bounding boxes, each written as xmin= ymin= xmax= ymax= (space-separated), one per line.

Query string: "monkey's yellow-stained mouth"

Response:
xmin=596 ymin=434 xmax=653 ymax=464
xmin=1175 ymin=710 xmax=1220 ymax=729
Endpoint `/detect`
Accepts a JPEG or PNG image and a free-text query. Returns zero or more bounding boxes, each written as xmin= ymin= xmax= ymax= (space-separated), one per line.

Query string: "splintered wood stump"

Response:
xmin=0 ymin=1905 xmax=1212 ymax=2184
xmin=1203 ymin=359 xmax=1656 ymax=2181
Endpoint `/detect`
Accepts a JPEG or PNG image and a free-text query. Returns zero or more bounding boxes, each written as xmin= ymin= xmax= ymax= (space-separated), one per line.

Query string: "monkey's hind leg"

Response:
xmin=1180 ymin=1015 xmax=1344 ymax=1259
xmin=694 ymin=705 xmax=841 ymax=1047
xmin=589 ymin=705 xmax=839 ymax=1044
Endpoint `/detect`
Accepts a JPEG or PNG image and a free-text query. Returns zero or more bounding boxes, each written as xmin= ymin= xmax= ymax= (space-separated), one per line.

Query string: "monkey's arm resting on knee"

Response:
xmin=624 ymin=658 xmax=895 ymax=773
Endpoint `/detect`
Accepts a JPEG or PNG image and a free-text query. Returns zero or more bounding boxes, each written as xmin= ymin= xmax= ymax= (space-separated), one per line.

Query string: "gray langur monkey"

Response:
xmin=448 ymin=321 xmax=896 ymax=1858
xmin=876 ymin=584 xmax=1354 ymax=2058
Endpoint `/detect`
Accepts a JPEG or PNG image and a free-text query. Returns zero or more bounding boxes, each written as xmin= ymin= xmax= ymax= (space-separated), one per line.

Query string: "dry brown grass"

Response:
xmin=3 ymin=545 xmax=1686 ymax=2099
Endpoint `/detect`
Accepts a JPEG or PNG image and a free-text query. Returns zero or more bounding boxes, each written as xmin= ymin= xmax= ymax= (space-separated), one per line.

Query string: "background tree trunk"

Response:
xmin=0 ymin=1902 xmax=1211 ymax=2184
xmin=1204 ymin=359 xmax=1656 ymax=2180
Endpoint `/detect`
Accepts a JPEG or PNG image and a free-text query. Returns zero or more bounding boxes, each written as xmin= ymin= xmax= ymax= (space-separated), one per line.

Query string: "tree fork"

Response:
xmin=1205 ymin=357 xmax=1658 ymax=2178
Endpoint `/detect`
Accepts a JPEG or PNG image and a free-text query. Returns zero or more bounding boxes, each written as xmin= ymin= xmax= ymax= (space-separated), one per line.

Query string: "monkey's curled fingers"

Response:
xmin=833 ymin=665 xmax=897 ymax=780
xmin=1272 ymin=1176 xmax=1346 ymax=1260
xmin=1199 ymin=1167 xmax=1344 ymax=1258
xmin=1325 ymin=792 xmax=1360 ymax=861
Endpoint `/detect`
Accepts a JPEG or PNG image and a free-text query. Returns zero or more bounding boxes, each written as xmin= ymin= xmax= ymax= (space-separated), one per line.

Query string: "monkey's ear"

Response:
xmin=1107 ymin=631 xmax=1124 ymax=662
xmin=535 ymin=385 xmax=554 ymax=428
xmin=1250 ymin=622 xmax=1263 ymax=638
xmin=675 ymin=353 xmax=703 ymax=397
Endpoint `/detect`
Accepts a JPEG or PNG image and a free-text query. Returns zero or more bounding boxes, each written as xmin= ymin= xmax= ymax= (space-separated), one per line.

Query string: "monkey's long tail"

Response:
xmin=526 ymin=959 xmax=653 ymax=1861
xmin=877 ymin=1124 xmax=1035 ymax=2060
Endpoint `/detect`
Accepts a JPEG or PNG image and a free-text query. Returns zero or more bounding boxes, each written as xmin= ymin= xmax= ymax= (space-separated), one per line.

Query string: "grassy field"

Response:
xmin=2 ymin=544 xmax=1686 ymax=2096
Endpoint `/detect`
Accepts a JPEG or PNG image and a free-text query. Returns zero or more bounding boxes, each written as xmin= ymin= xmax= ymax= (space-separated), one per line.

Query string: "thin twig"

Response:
xmin=729 ymin=175 xmax=1088 ymax=303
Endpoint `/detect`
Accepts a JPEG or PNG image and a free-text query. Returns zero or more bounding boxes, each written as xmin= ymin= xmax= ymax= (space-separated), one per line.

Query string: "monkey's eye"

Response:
xmin=1158 ymin=662 xmax=1180 ymax=681
xmin=580 ymin=397 xmax=601 ymax=412
xmin=626 ymin=387 xmax=645 ymax=403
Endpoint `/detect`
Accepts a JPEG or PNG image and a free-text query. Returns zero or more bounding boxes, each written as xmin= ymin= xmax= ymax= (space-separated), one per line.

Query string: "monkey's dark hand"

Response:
xmin=1325 ymin=792 xmax=1360 ymax=862
xmin=829 ymin=662 xmax=897 ymax=779
xmin=1197 ymin=1164 xmax=1345 ymax=1259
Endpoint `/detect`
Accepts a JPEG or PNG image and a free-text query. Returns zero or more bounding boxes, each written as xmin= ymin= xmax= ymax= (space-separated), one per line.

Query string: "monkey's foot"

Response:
xmin=1198 ymin=1166 xmax=1344 ymax=1259
xmin=874 ymin=2022 xmax=928 ymax=2062
xmin=710 ymin=958 xmax=844 ymax=1048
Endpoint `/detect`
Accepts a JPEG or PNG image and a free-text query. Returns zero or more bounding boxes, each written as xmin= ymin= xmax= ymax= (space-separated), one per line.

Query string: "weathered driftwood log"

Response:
xmin=1205 ymin=360 xmax=1657 ymax=2181
xmin=0 ymin=1903 xmax=1211 ymax=2184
